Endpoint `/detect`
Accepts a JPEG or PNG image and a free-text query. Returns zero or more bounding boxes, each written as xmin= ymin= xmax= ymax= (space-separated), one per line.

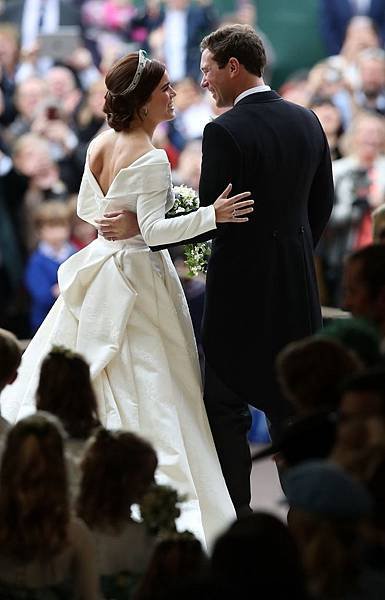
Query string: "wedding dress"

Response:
xmin=1 ymin=146 xmax=235 ymax=548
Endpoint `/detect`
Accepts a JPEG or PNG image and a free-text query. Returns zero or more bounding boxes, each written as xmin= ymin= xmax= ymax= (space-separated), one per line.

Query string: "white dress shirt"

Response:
xmin=234 ymin=84 xmax=271 ymax=105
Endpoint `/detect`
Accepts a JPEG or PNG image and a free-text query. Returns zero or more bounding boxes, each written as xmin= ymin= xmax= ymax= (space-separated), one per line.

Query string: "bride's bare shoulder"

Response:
xmin=88 ymin=130 xmax=114 ymax=167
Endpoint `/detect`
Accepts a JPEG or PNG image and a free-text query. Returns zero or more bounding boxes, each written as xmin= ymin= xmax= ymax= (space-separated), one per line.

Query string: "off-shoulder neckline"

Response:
xmin=86 ymin=147 xmax=167 ymax=198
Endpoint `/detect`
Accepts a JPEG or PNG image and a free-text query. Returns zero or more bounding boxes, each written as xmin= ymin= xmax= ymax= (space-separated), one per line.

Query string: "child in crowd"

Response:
xmin=77 ymin=428 xmax=158 ymax=599
xmin=0 ymin=328 xmax=22 ymax=432
xmin=0 ymin=412 xmax=99 ymax=599
xmin=36 ymin=345 xmax=101 ymax=500
xmin=24 ymin=202 xmax=76 ymax=334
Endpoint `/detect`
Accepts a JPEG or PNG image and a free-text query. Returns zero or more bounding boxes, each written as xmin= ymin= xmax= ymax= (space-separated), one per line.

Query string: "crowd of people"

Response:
xmin=1 ymin=0 xmax=385 ymax=597
xmin=0 ymin=0 xmax=274 ymax=338
xmin=0 ymin=236 xmax=385 ymax=598
xmin=1 ymin=1 xmax=385 ymax=334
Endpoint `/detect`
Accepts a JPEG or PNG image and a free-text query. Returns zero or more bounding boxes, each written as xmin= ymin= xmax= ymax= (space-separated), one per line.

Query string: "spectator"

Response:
xmin=24 ymin=201 xmax=76 ymax=333
xmin=337 ymin=16 xmax=381 ymax=90
xmin=209 ymin=512 xmax=309 ymax=599
xmin=0 ymin=411 xmax=99 ymax=598
xmin=43 ymin=65 xmax=83 ymax=119
xmin=148 ymin=0 xmax=217 ymax=83
xmin=72 ymin=77 xmax=108 ymax=168
xmin=320 ymin=316 xmax=382 ymax=367
xmin=278 ymin=68 xmax=311 ymax=107
xmin=5 ymin=76 xmax=47 ymax=144
xmin=323 ymin=112 xmax=385 ymax=304
xmin=221 ymin=1 xmax=276 ymax=84
xmin=172 ymin=139 xmax=202 ymax=190
xmin=354 ymin=47 xmax=385 ymax=115
xmin=276 ymin=336 xmax=362 ymax=416
xmin=318 ymin=2 xmax=385 ymax=56
xmin=309 ymin=96 xmax=345 ymax=160
xmin=342 ymin=244 xmax=385 ymax=350
xmin=135 ymin=534 xmax=208 ymax=600
xmin=284 ymin=459 xmax=385 ymax=600
xmin=77 ymin=428 xmax=158 ymax=599
xmin=331 ymin=367 xmax=385 ymax=477
xmin=307 ymin=60 xmax=355 ymax=128
xmin=172 ymin=77 xmax=211 ymax=144
xmin=12 ymin=133 xmax=74 ymax=250
xmin=129 ymin=0 xmax=163 ymax=53
xmin=36 ymin=345 xmax=101 ymax=499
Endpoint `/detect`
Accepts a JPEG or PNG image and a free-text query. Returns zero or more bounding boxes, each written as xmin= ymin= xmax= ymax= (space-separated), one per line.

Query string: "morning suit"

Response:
xmin=198 ymin=90 xmax=333 ymax=513
xmin=319 ymin=0 xmax=385 ymax=55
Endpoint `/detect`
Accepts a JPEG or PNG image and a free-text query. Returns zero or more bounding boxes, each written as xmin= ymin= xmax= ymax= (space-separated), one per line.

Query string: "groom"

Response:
xmin=97 ymin=25 xmax=334 ymax=517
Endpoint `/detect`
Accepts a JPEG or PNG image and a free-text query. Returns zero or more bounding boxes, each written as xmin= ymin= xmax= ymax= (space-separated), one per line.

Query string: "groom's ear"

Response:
xmin=228 ymin=57 xmax=240 ymax=76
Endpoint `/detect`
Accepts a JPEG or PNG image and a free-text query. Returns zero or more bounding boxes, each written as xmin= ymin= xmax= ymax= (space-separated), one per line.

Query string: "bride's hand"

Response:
xmin=95 ymin=209 xmax=139 ymax=241
xmin=213 ymin=184 xmax=254 ymax=223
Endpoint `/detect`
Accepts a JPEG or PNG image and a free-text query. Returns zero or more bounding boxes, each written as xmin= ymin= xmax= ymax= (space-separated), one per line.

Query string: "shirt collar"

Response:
xmin=39 ymin=241 xmax=74 ymax=262
xmin=234 ymin=85 xmax=271 ymax=105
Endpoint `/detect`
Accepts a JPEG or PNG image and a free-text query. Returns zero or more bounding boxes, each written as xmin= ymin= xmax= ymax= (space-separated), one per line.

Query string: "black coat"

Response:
xmin=197 ymin=91 xmax=334 ymax=419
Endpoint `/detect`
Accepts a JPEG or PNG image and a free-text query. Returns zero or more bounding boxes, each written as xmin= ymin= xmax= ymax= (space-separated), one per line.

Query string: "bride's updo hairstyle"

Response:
xmin=103 ymin=50 xmax=165 ymax=132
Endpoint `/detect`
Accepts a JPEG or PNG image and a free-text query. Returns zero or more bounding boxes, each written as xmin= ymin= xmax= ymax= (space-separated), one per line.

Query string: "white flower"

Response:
xmin=168 ymin=185 xmax=211 ymax=277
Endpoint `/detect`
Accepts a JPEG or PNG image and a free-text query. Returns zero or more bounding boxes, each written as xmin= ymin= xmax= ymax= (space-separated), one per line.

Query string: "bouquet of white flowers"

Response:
xmin=168 ymin=185 xmax=211 ymax=277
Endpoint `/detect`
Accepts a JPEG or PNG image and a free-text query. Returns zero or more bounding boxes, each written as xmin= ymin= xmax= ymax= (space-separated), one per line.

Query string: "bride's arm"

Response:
xmin=95 ymin=162 xmax=252 ymax=244
xmin=137 ymin=186 xmax=217 ymax=247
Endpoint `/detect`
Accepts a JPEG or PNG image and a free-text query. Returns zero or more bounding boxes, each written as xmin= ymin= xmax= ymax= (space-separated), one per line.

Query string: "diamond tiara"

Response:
xmin=110 ymin=50 xmax=150 ymax=97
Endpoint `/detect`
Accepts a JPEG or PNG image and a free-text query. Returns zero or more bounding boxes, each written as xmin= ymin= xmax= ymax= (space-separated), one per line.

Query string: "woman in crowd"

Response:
xmin=36 ymin=345 xmax=101 ymax=500
xmin=0 ymin=412 xmax=99 ymax=599
xmin=77 ymin=428 xmax=158 ymax=599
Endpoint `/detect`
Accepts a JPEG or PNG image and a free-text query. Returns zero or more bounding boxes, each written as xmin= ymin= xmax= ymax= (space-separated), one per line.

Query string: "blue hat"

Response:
xmin=282 ymin=460 xmax=373 ymax=519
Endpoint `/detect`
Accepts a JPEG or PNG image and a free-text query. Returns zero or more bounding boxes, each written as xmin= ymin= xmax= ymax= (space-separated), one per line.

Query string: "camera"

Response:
xmin=350 ymin=168 xmax=371 ymax=219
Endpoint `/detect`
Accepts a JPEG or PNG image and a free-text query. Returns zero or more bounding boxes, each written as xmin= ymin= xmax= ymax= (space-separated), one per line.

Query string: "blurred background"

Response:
xmin=1 ymin=0 xmax=385 ymax=355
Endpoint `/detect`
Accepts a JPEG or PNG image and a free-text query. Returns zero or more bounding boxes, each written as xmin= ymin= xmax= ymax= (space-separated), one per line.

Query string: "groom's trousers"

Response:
xmin=203 ymin=361 xmax=292 ymax=517
xmin=203 ymin=361 xmax=253 ymax=517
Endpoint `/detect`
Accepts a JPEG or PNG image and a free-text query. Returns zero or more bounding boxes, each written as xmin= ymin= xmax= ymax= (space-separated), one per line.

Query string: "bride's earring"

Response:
xmin=143 ymin=107 xmax=148 ymax=118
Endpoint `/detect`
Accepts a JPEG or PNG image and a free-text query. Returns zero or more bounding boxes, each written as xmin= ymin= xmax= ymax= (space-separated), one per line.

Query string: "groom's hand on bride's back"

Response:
xmin=95 ymin=210 xmax=139 ymax=241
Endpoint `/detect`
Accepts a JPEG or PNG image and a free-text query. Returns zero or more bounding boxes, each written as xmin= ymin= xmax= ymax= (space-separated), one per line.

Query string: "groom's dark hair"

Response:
xmin=201 ymin=24 xmax=266 ymax=76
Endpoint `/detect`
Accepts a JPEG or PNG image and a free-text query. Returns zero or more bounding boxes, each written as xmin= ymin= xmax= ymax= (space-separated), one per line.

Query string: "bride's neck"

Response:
xmin=127 ymin=119 xmax=157 ymax=142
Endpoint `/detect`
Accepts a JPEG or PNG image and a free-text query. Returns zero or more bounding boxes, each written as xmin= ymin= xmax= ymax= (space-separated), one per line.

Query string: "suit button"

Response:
xmin=299 ymin=226 xmax=305 ymax=234
xmin=273 ymin=230 xmax=278 ymax=238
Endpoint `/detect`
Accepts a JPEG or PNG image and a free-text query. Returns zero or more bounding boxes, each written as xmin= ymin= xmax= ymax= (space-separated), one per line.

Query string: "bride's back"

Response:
xmin=89 ymin=130 xmax=153 ymax=196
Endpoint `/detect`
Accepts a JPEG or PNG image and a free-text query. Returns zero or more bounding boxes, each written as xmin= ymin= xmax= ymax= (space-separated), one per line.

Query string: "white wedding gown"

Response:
xmin=1 ymin=146 xmax=235 ymax=548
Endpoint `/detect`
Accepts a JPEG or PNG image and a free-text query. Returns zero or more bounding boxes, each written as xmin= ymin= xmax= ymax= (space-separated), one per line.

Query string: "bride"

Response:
xmin=2 ymin=50 xmax=253 ymax=548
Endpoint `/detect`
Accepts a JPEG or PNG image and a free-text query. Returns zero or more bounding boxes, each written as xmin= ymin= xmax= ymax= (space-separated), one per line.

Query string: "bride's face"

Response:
xmin=146 ymin=71 xmax=176 ymax=124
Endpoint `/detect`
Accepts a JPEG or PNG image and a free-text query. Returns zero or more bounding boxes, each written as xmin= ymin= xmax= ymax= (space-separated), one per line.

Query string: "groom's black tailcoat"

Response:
xmin=199 ymin=90 xmax=333 ymax=415
xmin=199 ymin=91 xmax=333 ymax=513
xmin=154 ymin=90 xmax=334 ymax=514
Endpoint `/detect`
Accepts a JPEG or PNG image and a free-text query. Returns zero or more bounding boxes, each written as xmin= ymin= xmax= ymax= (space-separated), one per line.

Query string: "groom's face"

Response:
xmin=200 ymin=49 xmax=233 ymax=108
